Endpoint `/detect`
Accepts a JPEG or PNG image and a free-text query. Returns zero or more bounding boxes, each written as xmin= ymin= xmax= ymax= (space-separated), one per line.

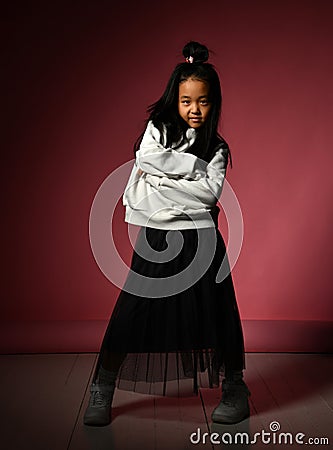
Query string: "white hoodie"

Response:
xmin=122 ymin=120 xmax=228 ymax=230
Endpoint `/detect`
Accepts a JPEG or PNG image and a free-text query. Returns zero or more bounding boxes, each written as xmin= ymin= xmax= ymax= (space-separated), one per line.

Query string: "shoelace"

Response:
xmin=90 ymin=390 xmax=112 ymax=407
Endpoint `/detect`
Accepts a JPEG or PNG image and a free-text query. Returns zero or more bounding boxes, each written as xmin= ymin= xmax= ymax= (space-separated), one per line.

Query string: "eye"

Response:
xmin=200 ymin=100 xmax=209 ymax=105
xmin=181 ymin=100 xmax=190 ymax=105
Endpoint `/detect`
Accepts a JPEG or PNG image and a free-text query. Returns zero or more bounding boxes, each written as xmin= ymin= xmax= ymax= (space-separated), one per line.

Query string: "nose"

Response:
xmin=190 ymin=103 xmax=201 ymax=114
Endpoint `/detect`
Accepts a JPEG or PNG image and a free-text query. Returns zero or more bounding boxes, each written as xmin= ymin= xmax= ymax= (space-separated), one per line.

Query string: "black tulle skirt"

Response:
xmin=92 ymin=223 xmax=245 ymax=397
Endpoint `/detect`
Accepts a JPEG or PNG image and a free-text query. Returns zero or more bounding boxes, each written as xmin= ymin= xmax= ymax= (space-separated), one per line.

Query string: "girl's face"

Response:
xmin=178 ymin=78 xmax=212 ymax=128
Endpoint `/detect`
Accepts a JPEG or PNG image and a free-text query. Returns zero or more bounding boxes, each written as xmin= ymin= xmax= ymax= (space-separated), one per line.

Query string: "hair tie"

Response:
xmin=185 ymin=56 xmax=194 ymax=63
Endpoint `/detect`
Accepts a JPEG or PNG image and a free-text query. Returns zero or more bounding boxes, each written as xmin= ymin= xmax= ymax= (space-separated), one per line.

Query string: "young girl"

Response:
xmin=84 ymin=41 xmax=250 ymax=427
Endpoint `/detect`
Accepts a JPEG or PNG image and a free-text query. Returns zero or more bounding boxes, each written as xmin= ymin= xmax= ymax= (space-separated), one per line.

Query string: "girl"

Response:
xmin=84 ymin=41 xmax=250 ymax=427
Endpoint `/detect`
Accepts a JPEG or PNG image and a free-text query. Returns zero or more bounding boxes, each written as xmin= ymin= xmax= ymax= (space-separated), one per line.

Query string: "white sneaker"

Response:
xmin=83 ymin=383 xmax=115 ymax=426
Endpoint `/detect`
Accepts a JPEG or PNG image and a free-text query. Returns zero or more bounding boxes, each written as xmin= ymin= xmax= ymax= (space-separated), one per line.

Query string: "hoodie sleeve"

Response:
xmin=136 ymin=120 xmax=207 ymax=180
xmin=144 ymin=146 xmax=228 ymax=208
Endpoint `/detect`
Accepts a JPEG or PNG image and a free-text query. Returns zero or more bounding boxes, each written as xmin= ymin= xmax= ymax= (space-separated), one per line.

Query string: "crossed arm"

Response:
xmin=138 ymin=150 xmax=227 ymax=208
xmin=136 ymin=121 xmax=228 ymax=208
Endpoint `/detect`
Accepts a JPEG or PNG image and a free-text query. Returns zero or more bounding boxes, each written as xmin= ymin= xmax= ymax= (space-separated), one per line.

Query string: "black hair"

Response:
xmin=133 ymin=41 xmax=232 ymax=167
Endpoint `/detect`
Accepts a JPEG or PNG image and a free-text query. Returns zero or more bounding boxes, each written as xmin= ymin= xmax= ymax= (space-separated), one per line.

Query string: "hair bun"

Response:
xmin=182 ymin=41 xmax=209 ymax=64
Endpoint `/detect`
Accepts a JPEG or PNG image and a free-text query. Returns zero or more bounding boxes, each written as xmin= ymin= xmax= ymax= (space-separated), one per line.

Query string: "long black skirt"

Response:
xmin=92 ymin=224 xmax=245 ymax=397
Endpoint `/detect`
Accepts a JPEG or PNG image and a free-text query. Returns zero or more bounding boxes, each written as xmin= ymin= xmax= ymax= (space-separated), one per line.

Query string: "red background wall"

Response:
xmin=2 ymin=0 xmax=333 ymax=352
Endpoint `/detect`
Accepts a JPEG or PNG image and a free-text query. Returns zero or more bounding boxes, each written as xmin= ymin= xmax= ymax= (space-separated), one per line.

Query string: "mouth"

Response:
xmin=189 ymin=118 xmax=202 ymax=123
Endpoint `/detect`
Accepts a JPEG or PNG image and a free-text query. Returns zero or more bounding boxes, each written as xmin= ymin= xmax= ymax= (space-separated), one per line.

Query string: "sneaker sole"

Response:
xmin=211 ymin=410 xmax=250 ymax=424
xmin=83 ymin=416 xmax=111 ymax=427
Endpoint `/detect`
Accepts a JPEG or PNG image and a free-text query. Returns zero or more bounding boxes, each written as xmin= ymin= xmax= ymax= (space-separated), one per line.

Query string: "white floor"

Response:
xmin=1 ymin=353 xmax=332 ymax=449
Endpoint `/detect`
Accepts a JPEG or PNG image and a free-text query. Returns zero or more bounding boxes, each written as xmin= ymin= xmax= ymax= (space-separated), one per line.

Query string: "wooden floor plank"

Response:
xmin=250 ymin=353 xmax=333 ymax=447
xmin=1 ymin=353 xmax=331 ymax=450
xmin=0 ymin=353 xmax=95 ymax=450
xmin=110 ymin=389 xmax=156 ymax=450
xmin=245 ymin=353 xmax=298 ymax=449
xmin=268 ymin=354 xmax=333 ymax=439
xmin=153 ymin=379 xmax=211 ymax=450
xmin=246 ymin=353 xmax=294 ymax=432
